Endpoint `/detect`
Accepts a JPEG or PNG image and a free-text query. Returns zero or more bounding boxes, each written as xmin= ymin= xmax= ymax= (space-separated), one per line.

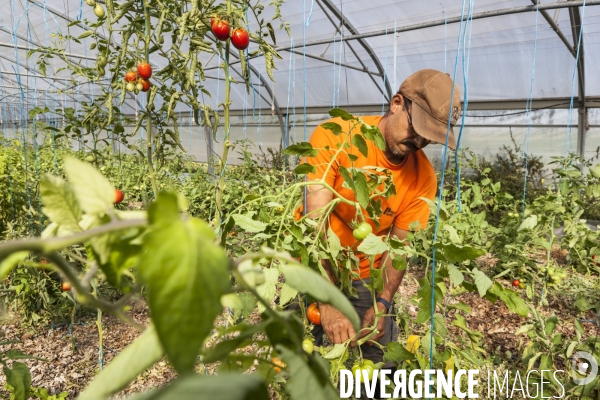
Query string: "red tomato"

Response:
xmin=307 ymin=303 xmax=321 ymax=325
xmin=139 ymin=78 xmax=151 ymax=92
xmin=137 ymin=62 xmax=152 ymax=79
xmin=114 ymin=189 xmax=124 ymax=204
xmin=212 ymin=19 xmax=230 ymax=41
xmin=231 ymin=28 xmax=250 ymax=50
xmin=125 ymin=71 xmax=137 ymax=82
xmin=512 ymin=279 xmax=520 ymax=287
xmin=61 ymin=282 xmax=72 ymax=292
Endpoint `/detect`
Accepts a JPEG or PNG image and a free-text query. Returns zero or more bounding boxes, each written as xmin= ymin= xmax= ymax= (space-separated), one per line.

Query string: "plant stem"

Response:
xmin=143 ymin=0 xmax=158 ymax=198
xmin=214 ymin=0 xmax=232 ymax=231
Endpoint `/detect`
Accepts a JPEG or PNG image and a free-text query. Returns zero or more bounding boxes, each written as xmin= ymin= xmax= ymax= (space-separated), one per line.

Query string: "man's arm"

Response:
xmin=359 ymin=226 xmax=408 ymax=343
xmin=304 ymin=183 xmax=358 ymax=345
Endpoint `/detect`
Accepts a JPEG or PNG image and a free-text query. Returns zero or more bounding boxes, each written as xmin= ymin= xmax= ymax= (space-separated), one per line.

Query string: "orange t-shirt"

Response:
xmin=297 ymin=115 xmax=437 ymax=279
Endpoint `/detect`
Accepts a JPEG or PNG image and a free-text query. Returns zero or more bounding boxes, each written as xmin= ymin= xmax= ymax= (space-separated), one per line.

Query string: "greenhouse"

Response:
xmin=0 ymin=0 xmax=599 ymax=398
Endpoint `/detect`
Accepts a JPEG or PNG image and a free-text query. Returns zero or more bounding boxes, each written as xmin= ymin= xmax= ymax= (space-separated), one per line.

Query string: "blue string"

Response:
xmin=257 ymin=70 xmax=262 ymax=147
xmin=331 ymin=33 xmax=337 ymax=108
xmin=305 ymin=0 xmax=315 ymax=27
xmin=336 ymin=33 xmax=343 ymax=106
xmin=454 ymin=0 xmax=475 ymax=211
xmin=381 ymin=25 xmax=388 ymax=115
xmin=430 ymin=0 xmax=469 ymax=372
xmin=441 ymin=4 xmax=447 ymax=73
xmin=285 ymin=38 xmax=294 ymax=149
xmin=521 ymin=2 xmax=540 ymax=218
xmin=563 ymin=0 xmax=587 ymax=156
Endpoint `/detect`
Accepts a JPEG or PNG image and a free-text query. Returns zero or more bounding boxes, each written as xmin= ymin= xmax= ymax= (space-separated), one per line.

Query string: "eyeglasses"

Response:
xmin=404 ymin=107 xmax=433 ymax=146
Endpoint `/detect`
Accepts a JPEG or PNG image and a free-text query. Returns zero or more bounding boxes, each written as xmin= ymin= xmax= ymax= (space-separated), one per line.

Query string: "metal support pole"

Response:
xmin=569 ymin=5 xmax=586 ymax=159
xmin=205 ymin=117 xmax=215 ymax=175
xmin=531 ymin=0 xmax=576 ymax=57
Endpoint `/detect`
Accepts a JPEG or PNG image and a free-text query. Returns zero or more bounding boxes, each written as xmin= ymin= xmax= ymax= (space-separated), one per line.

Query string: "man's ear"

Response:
xmin=389 ymin=93 xmax=404 ymax=113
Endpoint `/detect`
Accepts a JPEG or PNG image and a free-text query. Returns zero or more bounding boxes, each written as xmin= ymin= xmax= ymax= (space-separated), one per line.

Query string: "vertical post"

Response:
xmin=569 ymin=5 xmax=586 ymax=161
xmin=205 ymin=116 xmax=215 ymax=176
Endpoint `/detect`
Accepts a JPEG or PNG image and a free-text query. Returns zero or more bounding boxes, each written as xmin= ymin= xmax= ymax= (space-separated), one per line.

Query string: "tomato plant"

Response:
xmin=512 ymin=279 xmax=520 ymax=287
xmin=125 ymin=71 xmax=137 ymax=82
xmin=351 ymin=359 xmax=375 ymax=383
xmin=114 ymin=189 xmax=125 ymax=204
xmin=61 ymin=281 xmax=71 ymax=292
xmin=302 ymin=339 xmax=314 ymax=354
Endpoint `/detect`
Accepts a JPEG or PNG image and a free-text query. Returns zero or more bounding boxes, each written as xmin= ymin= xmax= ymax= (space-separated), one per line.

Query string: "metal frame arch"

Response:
xmin=317 ymin=0 xmax=393 ymax=102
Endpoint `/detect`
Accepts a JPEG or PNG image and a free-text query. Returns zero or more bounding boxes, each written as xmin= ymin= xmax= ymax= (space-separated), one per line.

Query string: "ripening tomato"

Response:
xmin=139 ymin=78 xmax=151 ymax=92
xmin=114 ymin=189 xmax=124 ymax=204
xmin=126 ymin=82 xmax=135 ymax=91
xmin=231 ymin=28 xmax=250 ymax=50
xmin=352 ymin=360 xmax=375 ymax=383
xmin=137 ymin=62 xmax=152 ymax=79
xmin=307 ymin=303 xmax=321 ymax=325
xmin=125 ymin=71 xmax=137 ymax=82
xmin=61 ymin=281 xmax=72 ymax=292
xmin=302 ymin=339 xmax=314 ymax=354
xmin=93 ymin=3 xmax=105 ymax=17
xmin=512 ymin=279 xmax=520 ymax=287
xmin=353 ymin=222 xmax=372 ymax=241
xmin=212 ymin=19 xmax=230 ymax=41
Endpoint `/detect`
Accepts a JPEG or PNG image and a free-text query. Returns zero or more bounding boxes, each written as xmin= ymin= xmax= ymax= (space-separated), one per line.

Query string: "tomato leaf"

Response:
xmin=277 ymin=346 xmax=338 ymax=400
xmin=435 ymin=243 xmax=485 ymax=264
xmin=351 ymin=134 xmax=368 ymax=158
xmin=487 ymin=283 xmax=528 ymax=317
xmin=517 ymin=215 xmax=538 ymax=231
xmin=3 ymin=362 xmax=31 ymax=400
xmin=279 ymin=283 xmax=298 ymax=306
xmin=40 ymin=175 xmax=82 ymax=233
xmin=232 ymin=213 xmax=267 ymax=233
xmin=63 ymin=156 xmax=114 ymax=215
xmin=279 ymin=262 xmax=360 ymax=331
xmin=78 ymin=326 xmax=164 ymax=400
xmin=0 ymin=251 xmax=29 ymax=280
xmin=328 ymin=108 xmax=354 ymax=121
xmin=472 ymin=268 xmax=493 ymax=297
xmin=293 ymin=163 xmax=316 ymax=175
xmin=357 ymin=234 xmax=387 ymax=255
xmin=140 ymin=192 xmax=230 ymax=373
xmin=283 ymin=142 xmax=317 ymax=157
xmin=354 ymin=171 xmax=370 ymax=208
xmin=447 ymin=264 xmax=464 ymax=286
xmin=383 ymin=342 xmax=414 ymax=362
xmin=125 ymin=374 xmax=269 ymax=400
xmin=320 ymin=122 xmax=343 ymax=135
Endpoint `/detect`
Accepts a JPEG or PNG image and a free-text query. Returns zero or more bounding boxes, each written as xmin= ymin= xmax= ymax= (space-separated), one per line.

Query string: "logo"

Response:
xmin=572 ymin=351 xmax=598 ymax=385
xmin=383 ymin=207 xmax=394 ymax=217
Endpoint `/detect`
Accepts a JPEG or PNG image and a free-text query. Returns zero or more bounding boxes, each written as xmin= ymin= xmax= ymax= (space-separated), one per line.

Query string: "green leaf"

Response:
xmin=488 ymin=283 xmax=529 ymax=317
xmin=140 ymin=193 xmax=231 ymax=373
xmin=392 ymin=257 xmax=407 ymax=271
xmin=574 ymin=297 xmax=594 ymax=312
xmin=447 ymin=301 xmax=471 ymax=313
xmin=64 ymin=156 xmax=114 ymax=215
xmin=354 ymin=171 xmax=370 ymax=208
xmin=327 ymin=228 xmax=341 ymax=259
xmin=283 ymin=142 xmax=317 ymax=157
xmin=443 ymin=225 xmax=461 ymax=244
xmin=256 ymin=268 xmax=279 ymax=313
xmin=447 ymin=264 xmax=464 ymax=286
xmin=78 ymin=30 xmax=94 ymax=39
xmin=40 ymin=175 xmax=82 ymax=233
xmin=126 ymin=374 xmax=269 ymax=400
xmin=0 ymin=251 xmax=29 ymax=280
xmin=435 ymin=243 xmax=486 ymax=264
xmin=351 ymin=134 xmax=368 ymax=158
xmin=472 ymin=269 xmax=493 ymax=297
xmin=357 ymin=234 xmax=388 ymax=255
xmin=3 ymin=362 xmax=31 ymax=400
xmin=294 ymin=163 xmax=316 ymax=175
xmin=383 ymin=342 xmax=414 ymax=362
xmin=322 ymin=344 xmax=346 ymax=360
xmin=232 ymin=214 xmax=267 ymax=233
xmin=78 ymin=326 xmax=164 ymax=400
xmin=279 ymin=283 xmax=298 ymax=306
xmin=277 ymin=346 xmax=338 ymax=400
xmin=320 ymin=122 xmax=343 ymax=135
xmin=328 ymin=108 xmax=354 ymax=121
xmin=280 ymin=263 xmax=359 ymax=331
xmin=518 ymin=215 xmax=538 ymax=231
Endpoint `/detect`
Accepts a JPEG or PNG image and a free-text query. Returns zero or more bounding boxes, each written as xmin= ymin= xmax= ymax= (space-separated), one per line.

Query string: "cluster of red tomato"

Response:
xmin=210 ymin=16 xmax=250 ymax=50
xmin=124 ymin=62 xmax=152 ymax=94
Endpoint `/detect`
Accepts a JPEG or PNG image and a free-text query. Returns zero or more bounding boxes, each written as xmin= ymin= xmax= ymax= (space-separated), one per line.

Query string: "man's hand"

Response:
xmin=319 ymin=303 xmax=357 ymax=346
xmin=358 ymin=303 xmax=387 ymax=345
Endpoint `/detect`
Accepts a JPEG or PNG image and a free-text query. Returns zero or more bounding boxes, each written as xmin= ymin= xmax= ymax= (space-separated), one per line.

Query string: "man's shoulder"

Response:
xmin=413 ymin=150 xmax=437 ymax=184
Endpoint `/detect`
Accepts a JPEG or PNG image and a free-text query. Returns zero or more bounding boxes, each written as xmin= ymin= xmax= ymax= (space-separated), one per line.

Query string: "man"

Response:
xmin=302 ymin=69 xmax=461 ymax=367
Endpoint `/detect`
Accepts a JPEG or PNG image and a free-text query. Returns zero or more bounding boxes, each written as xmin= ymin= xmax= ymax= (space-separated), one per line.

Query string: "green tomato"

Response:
xmin=351 ymin=360 xmax=375 ymax=383
xmin=302 ymin=339 xmax=314 ymax=354
xmin=353 ymin=222 xmax=372 ymax=241
xmin=85 ymin=154 xmax=96 ymax=162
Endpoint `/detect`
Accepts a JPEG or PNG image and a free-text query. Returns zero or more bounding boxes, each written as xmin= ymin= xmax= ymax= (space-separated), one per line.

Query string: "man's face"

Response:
xmin=382 ymin=94 xmax=431 ymax=159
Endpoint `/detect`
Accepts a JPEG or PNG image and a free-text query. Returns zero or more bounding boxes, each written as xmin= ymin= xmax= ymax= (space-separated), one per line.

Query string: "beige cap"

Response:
xmin=399 ymin=69 xmax=462 ymax=150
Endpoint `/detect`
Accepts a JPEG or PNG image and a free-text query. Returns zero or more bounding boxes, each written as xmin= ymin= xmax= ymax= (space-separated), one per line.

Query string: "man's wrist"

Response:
xmin=376 ymin=297 xmax=392 ymax=311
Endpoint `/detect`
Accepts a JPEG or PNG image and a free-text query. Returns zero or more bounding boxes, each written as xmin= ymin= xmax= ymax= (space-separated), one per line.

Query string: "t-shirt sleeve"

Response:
xmin=305 ymin=121 xmax=343 ymax=186
xmin=393 ymin=173 xmax=437 ymax=231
